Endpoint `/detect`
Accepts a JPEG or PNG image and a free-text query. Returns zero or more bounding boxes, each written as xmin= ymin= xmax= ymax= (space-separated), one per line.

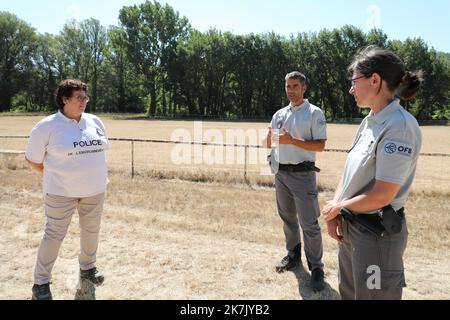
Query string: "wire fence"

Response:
xmin=1 ymin=136 xmax=450 ymax=184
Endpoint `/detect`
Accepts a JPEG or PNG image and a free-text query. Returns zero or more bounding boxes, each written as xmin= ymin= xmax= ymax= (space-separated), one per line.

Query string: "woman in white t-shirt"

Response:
xmin=26 ymin=79 xmax=109 ymax=300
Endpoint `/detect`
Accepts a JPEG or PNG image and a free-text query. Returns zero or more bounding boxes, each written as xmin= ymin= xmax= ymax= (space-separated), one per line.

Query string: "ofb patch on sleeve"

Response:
xmin=382 ymin=140 xmax=413 ymax=157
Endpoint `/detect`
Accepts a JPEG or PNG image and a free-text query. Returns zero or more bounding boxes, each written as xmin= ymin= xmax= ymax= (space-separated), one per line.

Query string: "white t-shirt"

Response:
xmin=270 ymin=99 xmax=327 ymax=164
xmin=26 ymin=111 xmax=109 ymax=198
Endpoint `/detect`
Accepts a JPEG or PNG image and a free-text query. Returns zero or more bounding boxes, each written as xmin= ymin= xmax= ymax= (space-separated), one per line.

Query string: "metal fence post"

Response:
xmin=131 ymin=140 xmax=135 ymax=178
xmin=244 ymin=145 xmax=248 ymax=184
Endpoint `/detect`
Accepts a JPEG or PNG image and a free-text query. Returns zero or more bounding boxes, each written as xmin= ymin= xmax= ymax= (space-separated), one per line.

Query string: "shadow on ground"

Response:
xmin=290 ymin=264 xmax=341 ymax=300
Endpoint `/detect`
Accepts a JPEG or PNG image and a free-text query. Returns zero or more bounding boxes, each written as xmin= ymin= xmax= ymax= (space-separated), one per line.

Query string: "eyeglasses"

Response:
xmin=72 ymin=95 xmax=90 ymax=103
xmin=350 ymin=75 xmax=368 ymax=87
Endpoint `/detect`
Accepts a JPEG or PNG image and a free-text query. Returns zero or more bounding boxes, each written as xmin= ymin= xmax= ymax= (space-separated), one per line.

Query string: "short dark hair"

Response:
xmin=348 ymin=46 xmax=424 ymax=100
xmin=285 ymin=71 xmax=307 ymax=85
xmin=54 ymin=79 xmax=88 ymax=111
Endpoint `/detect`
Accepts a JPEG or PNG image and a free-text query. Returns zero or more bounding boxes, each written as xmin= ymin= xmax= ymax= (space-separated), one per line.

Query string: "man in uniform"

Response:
xmin=264 ymin=71 xmax=327 ymax=292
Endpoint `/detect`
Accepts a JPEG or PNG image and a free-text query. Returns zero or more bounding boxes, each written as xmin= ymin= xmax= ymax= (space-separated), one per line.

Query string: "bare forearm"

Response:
xmin=340 ymin=180 xmax=400 ymax=213
xmin=340 ymin=193 xmax=392 ymax=214
xmin=323 ymin=180 xmax=400 ymax=221
xmin=289 ymin=138 xmax=326 ymax=152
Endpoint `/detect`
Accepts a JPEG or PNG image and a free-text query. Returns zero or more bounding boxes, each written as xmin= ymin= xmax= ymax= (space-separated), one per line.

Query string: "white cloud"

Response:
xmin=366 ymin=5 xmax=382 ymax=29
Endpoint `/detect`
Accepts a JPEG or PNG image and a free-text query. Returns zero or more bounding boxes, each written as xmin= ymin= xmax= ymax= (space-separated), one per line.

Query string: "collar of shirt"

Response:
xmin=57 ymin=111 xmax=86 ymax=124
xmin=368 ymin=99 xmax=402 ymax=125
xmin=289 ymin=99 xmax=309 ymax=112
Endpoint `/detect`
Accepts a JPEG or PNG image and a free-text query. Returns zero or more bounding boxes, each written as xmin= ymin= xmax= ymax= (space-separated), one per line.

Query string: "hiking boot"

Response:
xmin=80 ymin=267 xmax=104 ymax=286
xmin=32 ymin=283 xmax=52 ymax=300
xmin=275 ymin=244 xmax=301 ymax=273
xmin=310 ymin=268 xmax=326 ymax=292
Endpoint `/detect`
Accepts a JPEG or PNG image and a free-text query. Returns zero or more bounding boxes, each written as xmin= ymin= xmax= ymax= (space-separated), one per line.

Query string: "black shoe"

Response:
xmin=275 ymin=244 xmax=301 ymax=273
xmin=310 ymin=268 xmax=326 ymax=292
xmin=80 ymin=267 xmax=104 ymax=286
xmin=32 ymin=283 xmax=52 ymax=300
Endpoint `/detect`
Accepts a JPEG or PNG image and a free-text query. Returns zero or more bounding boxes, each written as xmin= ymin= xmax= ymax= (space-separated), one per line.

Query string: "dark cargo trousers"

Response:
xmin=338 ymin=217 xmax=408 ymax=300
xmin=275 ymin=170 xmax=324 ymax=271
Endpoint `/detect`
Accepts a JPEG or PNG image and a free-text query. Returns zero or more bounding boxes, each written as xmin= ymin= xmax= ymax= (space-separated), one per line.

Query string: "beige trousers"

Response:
xmin=34 ymin=192 xmax=105 ymax=285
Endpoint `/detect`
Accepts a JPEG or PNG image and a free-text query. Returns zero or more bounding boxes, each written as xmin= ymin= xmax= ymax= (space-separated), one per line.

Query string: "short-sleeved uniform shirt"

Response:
xmin=270 ymin=99 xmax=327 ymax=164
xmin=26 ymin=111 xmax=109 ymax=198
xmin=339 ymin=99 xmax=422 ymax=211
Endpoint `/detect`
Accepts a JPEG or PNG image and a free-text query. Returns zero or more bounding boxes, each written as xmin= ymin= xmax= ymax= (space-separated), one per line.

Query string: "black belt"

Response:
xmin=341 ymin=206 xmax=405 ymax=237
xmin=342 ymin=207 xmax=405 ymax=221
xmin=278 ymin=162 xmax=320 ymax=172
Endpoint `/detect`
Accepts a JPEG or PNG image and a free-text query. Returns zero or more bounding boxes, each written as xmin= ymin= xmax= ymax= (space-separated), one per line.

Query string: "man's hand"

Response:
xmin=266 ymin=127 xmax=294 ymax=147
xmin=278 ymin=128 xmax=294 ymax=145
xmin=327 ymin=216 xmax=343 ymax=244
xmin=272 ymin=128 xmax=326 ymax=152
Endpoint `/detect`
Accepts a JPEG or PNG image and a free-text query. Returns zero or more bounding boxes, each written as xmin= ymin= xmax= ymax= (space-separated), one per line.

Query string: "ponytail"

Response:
xmin=396 ymin=70 xmax=424 ymax=100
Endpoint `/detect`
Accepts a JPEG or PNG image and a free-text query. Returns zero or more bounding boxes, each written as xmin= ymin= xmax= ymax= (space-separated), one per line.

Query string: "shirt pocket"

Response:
xmin=290 ymin=116 xmax=311 ymax=140
xmin=352 ymin=137 xmax=373 ymax=155
xmin=354 ymin=136 xmax=377 ymax=167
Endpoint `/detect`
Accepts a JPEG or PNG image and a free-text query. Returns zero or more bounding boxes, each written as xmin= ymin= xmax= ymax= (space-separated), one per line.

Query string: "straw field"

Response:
xmin=0 ymin=115 xmax=449 ymax=300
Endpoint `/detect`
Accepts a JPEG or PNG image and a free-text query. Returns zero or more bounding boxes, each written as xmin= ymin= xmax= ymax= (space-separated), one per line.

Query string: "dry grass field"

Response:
xmin=0 ymin=115 xmax=449 ymax=300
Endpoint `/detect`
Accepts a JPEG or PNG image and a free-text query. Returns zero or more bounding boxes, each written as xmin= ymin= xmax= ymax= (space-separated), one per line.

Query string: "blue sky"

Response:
xmin=2 ymin=0 xmax=450 ymax=52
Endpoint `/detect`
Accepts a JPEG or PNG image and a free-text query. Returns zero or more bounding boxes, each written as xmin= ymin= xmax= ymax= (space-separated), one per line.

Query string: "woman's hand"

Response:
xmin=326 ymin=216 xmax=343 ymax=244
xmin=26 ymin=157 xmax=44 ymax=173
xmin=322 ymin=200 xmax=342 ymax=222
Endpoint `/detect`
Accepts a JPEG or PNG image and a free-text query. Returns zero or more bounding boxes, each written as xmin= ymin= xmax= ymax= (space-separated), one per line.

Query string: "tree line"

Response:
xmin=1 ymin=0 xmax=449 ymax=120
